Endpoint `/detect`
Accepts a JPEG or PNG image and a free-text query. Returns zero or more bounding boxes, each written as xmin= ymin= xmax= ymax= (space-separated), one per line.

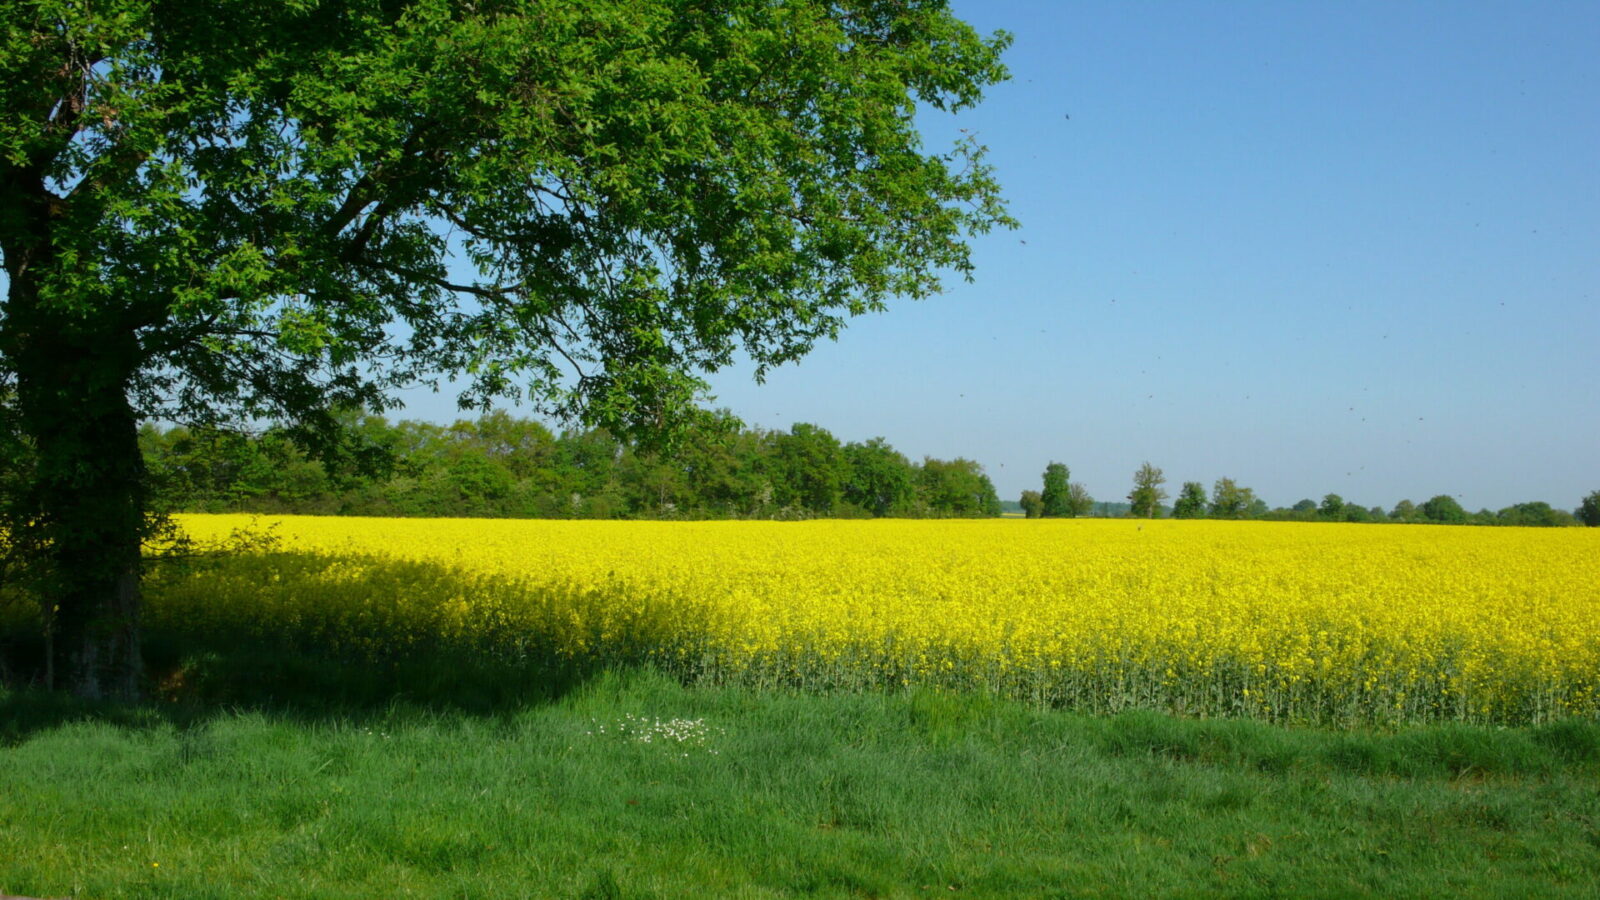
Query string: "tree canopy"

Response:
xmin=0 ymin=0 xmax=1013 ymax=697
xmin=1039 ymin=462 xmax=1071 ymax=517
xmin=2 ymin=0 xmax=1011 ymax=433
xmin=1207 ymin=477 xmax=1255 ymax=519
xmin=1127 ymin=461 xmax=1166 ymax=518
xmin=138 ymin=413 xmax=999 ymax=520
xmin=1577 ymin=490 xmax=1600 ymax=527
xmin=1171 ymin=481 xmax=1207 ymax=519
xmin=1421 ymin=495 xmax=1467 ymax=525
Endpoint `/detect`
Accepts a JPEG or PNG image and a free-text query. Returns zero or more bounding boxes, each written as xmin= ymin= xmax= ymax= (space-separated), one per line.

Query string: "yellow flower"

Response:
xmin=162 ymin=515 xmax=1600 ymax=725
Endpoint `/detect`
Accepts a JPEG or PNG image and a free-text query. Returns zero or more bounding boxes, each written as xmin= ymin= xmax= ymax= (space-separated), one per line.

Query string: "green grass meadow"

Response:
xmin=3 ymin=667 xmax=1598 ymax=898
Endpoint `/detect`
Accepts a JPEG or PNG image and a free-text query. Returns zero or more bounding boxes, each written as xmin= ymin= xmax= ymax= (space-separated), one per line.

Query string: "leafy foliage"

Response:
xmin=1422 ymin=495 xmax=1468 ymax=525
xmin=1574 ymin=491 xmax=1600 ymax=528
xmin=1172 ymin=482 xmax=1208 ymax=519
xmin=1127 ymin=462 xmax=1166 ymax=518
xmin=140 ymin=414 xmax=1001 ymax=520
xmin=0 ymin=0 xmax=1013 ymax=695
xmin=1064 ymin=482 xmax=1094 ymax=518
xmin=1207 ymin=478 xmax=1256 ymax=520
xmin=1 ymin=0 xmax=1014 ymax=435
xmin=1039 ymin=462 xmax=1072 ymax=518
xmin=1018 ymin=490 xmax=1042 ymax=519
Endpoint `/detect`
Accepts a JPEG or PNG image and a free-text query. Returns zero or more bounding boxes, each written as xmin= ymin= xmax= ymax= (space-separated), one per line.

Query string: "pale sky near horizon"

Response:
xmin=393 ymin=0 xmax=1599 ymax=511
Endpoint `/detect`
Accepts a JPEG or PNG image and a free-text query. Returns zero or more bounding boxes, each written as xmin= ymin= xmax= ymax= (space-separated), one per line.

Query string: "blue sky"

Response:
xmin=22 ymin=1 xmax=1582 ymax=512
xmin=206 ymin=2 xmax=1600 ymax=510
xmin=672 ymin=0 xmax=1596 ymax=512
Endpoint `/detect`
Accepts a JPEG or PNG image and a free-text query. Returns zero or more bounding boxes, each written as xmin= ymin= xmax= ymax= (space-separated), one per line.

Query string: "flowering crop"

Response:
xmin=160 ymin=515 xmax=1600 ymax=724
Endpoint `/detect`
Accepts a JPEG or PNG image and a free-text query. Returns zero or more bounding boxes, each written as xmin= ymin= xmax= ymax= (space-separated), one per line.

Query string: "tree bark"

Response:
xmin=6 ymin=291 xmax=147 ymax=701
xmin=3 ymin=144 xmax=150 ymax=700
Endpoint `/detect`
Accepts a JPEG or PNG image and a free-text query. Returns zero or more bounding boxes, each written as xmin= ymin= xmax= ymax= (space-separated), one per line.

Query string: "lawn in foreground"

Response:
xmin=3 ymin=670 xmax=1597 ymax=899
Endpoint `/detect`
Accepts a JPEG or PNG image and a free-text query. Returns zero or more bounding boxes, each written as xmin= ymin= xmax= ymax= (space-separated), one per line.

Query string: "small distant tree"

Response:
xmin=1066 ymin=482 xmax=1094 ymax=518
xmin=1578 ymin=490 xmax=1600 ymax=527
xmin=1019 ymin=490 xmax=1043 ymax=519
xmin=1421 ymin=495 xmax=1467 ymax=524
xmin=1127 ymin=462 xmax=1167 ymax=518
xmin=1172 ymin=481 xmax=1208 ymax=519
xmin=1319 ymin=494 xmax=1345 ymax=520
xmin=1291 ymin=498 xmax=1317 ymax=515
xmin=1040 ymin=462 xmax=1072 ymax=518
xmin=1390 ymin=499 xmax=1419 ymax=523
xmin=1208 ymin=477 xmax=1255 ymax=519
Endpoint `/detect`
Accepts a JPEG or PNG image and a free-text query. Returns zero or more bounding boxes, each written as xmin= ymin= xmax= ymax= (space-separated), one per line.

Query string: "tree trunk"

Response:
xmin=10 ymin=312 xmax=147 ymax=701
xmin=3 ymin=152 xmax=148 ymax=700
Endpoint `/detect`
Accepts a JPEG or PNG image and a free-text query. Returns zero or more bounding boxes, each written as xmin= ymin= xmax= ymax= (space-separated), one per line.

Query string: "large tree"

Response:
xmin=1171 ymin=481 xmax=1207 ymax=519
xmin=0 ymin=0 xmax=1011 ymax=698
xmin=1207 ymin=477 xmax=1255 ymax=519
xmin=842 ymin=437 xmax=915 ymax=517
xmin=768 ymin=423 xmax=846 ymax=515
xmin=1018 ymin=489 xmax=1042 ymax=519
xmin=917 ymin=456 xmax=999 ymax=517
xmin=1421 ymin=495 xmax=1467 ymax=525
xmin=1064 ymin=481 xmax=1093 ymax=518
xmin=1577 ymin=490 xmax=1600 ymax=528
xmin=1039 ymin=461 xmax=1071 ymax=518
xmin=1126 ymin=461 xmax=1166 ymax=518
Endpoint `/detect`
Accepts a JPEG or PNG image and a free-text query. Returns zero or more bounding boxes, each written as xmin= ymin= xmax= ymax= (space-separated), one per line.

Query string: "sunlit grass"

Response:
xmin=2 ymin=671 xmax=1597 ymax=899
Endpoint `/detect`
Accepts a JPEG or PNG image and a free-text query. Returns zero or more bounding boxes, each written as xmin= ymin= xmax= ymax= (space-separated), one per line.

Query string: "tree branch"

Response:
xmin=355 ymin=257 xmax=517 ymax=301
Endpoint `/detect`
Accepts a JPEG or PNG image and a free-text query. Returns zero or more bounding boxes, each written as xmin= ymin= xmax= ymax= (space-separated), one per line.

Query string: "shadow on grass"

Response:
xmin=0 ymin=550 xmax=615 ymax=744
xmin=2 ymin=549 xmax=1598 ymax=784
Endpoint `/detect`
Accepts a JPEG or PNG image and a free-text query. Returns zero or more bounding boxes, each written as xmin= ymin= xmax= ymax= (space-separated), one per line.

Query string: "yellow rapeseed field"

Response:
xmin=162 ymin=515 xmax=1600 ymax=724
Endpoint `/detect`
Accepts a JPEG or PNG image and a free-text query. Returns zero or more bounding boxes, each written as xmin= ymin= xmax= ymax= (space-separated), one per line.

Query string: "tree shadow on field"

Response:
xmin=0 ymin=550 xmax=626 ymax=744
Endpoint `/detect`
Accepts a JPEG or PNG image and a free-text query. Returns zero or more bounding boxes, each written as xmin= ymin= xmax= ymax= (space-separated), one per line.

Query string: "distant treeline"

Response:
xmin=1254 ymin=494 xmax=1587 ymax=527
xmin=137 ymin=413 xmax=1597 ymax=526
xmin=139 ymin=411 xmax=1001 ymax=520
xmin=1018 ymin=462 xmax=1597 ymax=527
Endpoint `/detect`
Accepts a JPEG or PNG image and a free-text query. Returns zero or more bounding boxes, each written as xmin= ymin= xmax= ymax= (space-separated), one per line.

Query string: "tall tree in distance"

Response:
xmin=1127 ymin=462 xmax=1167 ymax=518
xmin=1172 ymin=481 xmax=1208 ymax=519
xmin=1577 ymin=490 xmax=1600 ymax=527
xmin=1422 ymin=495 xmax=1468 ymax=525
xmin=0 ymin=0 xmax=1013 ymax=698
xmin=1040 ymin=462 xmax=1072 ymax=518
xmin=1065 ymin=482 xmax=1095 ymax=518
xmin=1208 ymin=478 xmax=1256 ymax=519
xmin=1319 ymin=494 xmax=1345 ymax=520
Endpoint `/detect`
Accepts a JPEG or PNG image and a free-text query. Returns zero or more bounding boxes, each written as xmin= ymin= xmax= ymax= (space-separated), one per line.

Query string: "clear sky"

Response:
xmin=42 ymin=1 xmax=1589 ymax=512
xmin=674 ymin=0 xmax=1597 ymax=512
